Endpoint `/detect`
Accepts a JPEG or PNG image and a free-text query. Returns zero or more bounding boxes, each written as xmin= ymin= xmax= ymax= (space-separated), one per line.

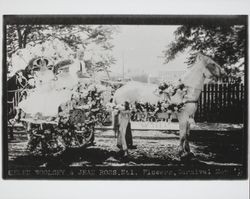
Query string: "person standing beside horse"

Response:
xmin=115 ymin=101 xmax=134 ymax=157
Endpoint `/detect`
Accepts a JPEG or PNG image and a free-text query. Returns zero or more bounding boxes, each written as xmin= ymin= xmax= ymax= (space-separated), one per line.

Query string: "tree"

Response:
xmin=6 ymin=25 xmax=118 ymax=75
xmin=6 ymin=25 xmax=49 ymax=58
xmin=163 ymin=25 xmax=246 ymax=82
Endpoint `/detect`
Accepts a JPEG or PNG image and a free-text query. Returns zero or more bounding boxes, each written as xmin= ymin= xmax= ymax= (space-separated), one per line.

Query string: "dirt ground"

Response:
xmin=8 ymin=127 xmax=244 ymax=168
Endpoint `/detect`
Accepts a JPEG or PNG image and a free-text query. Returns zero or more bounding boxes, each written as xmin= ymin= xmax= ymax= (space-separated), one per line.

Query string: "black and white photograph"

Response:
xmin=2 ymin=15 xmax=248 ymax=179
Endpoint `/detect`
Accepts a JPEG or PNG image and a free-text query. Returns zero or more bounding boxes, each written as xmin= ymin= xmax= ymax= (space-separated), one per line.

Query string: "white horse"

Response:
xmin=113 ymin=53 xmax=225 ymax=158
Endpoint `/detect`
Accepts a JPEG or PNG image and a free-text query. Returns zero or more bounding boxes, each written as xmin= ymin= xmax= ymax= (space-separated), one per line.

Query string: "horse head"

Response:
xmin=196 ymin=52 xmax=226 ymax=79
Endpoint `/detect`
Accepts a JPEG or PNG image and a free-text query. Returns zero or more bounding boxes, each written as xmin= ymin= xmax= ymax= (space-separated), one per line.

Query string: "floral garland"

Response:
xmin=27 ymin=123 xmax=66 ymax=157
xmin=158 ymin=82 xmax=186 ymax=96
xmin=108 ymin=82 xmax=189 ymax=124
xmin=157 ymin=82 xmax=188 ymax=113
xmin=58 ymin=83 xmax=107 ymax=128
xmin=27 ymin=83 xmax=109 ymax=155
xmin=108 ymin=82 xmax=189 ymax=121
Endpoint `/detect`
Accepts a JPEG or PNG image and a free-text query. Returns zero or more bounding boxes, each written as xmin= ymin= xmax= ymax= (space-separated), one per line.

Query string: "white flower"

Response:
xmin=115 ymin=104 xmax=125 ymax=111
xmin=162 ymin=103 xmax=169 ymax=109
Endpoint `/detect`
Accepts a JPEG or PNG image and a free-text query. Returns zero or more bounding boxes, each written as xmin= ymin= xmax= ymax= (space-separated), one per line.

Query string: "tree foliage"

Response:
xmin=6 ymin=25 xmax=118 ymax=74
xmin=163 ymin=25 xmax=246 ymax=72
xmin=6 ymin=25 xmax=48 ymax=57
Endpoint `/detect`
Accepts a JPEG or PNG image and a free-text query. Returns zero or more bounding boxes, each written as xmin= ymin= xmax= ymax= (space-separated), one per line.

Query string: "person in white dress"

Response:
xmin=18 ymin=53 xmax=89 ymax=120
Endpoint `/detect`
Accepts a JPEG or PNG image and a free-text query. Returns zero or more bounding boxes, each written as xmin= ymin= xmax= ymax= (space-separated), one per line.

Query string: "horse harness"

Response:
xmin=182 ymin=85 xmax=201 ymax=105
xmin=184 ymin=100 xmax=198 ymax=104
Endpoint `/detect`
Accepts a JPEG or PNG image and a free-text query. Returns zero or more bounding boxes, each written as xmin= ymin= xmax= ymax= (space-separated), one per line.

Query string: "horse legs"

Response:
xmin=184 ymin=120 xmax=191 ymax=153
xmin=178 ymin=117 xmax=194 ymax=159
xmin=118 ymin=119 xmax=129 ymax=157
xmin=178 ymin=119 xmax=188 ymax=156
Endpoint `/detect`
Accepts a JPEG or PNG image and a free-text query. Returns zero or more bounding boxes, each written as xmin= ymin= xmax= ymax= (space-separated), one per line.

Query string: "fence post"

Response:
xmin=198 ymin=89 xmax=203 ymax=121
xmin=203 ymin=84 xmax=207 ymax=122
xmin=214 ymin=84 xmax=218 ymax=122
xmin=195 ymin=83 xmax=244 ymax=123
xmin=219 ymin=84 xmax=223 ymax=122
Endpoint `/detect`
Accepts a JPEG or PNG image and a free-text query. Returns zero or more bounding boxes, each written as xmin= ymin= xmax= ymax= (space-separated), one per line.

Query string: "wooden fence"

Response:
xmin=195 ymin=83 xmax=245 ymax=123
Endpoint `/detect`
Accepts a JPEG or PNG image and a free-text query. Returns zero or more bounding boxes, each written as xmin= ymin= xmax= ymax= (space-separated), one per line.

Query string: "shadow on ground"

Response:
xmin=8 ymin=129 xmax=244 ymax=168
xmin=9 ymin=145 xmax=210 ymax=168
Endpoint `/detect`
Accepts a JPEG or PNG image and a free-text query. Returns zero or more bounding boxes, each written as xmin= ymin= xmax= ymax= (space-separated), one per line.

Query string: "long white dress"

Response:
xmin=18 ymin=61 xmax=85 ymax=118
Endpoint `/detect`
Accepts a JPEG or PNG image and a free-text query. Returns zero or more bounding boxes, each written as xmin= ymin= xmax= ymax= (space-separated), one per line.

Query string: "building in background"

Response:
xmin=158 ymin=70 xmax=185 ymax=83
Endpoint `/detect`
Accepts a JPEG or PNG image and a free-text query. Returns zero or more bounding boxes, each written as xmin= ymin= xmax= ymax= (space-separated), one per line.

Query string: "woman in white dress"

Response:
xmin=18 ymin=55 xmax=89 ymax=120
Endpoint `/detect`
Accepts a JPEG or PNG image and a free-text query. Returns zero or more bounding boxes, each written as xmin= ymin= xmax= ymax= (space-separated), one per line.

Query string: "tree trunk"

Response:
xmin=16 ymin=25 xmax=31 ymax=49
xmin=104 ymin=68 xmax=111 ymax=80
xmin=22 ymin=26 xmax=31 ymax=48
xmin=16 ymin=25 xmax=23 ymax=48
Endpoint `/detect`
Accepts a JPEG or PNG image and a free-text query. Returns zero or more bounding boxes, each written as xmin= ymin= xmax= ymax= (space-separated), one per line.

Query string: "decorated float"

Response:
xmin=8 ymin=39 xmax=112 ymax=157
xmin=8 ymin=37 xmax=193 ymax=157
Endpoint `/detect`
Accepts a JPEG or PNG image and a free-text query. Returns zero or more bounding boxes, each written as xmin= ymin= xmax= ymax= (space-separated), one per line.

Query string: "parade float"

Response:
xmin=8 ymin=36 xmax=190 ymax=157
xmin=8 ymin=39 xmax=112 ymax=157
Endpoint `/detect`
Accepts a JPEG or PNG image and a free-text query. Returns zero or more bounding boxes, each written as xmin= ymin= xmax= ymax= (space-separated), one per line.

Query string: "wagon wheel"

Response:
xmin=26 ymin=123 xmax=66 ymax=157
xmin=66 ymin=125 xmax=94 ymax=148
xmin=75 ymin=126 xmax=94 ymax=147
xmin=69 ymin=109 xmax=86 ymax=125
xmin=95 ymin=111 xmax=107 ymax=125
xmin=67 ymin=109 xmax=95 ymax=148
xmin=46 ymin=136 xmax=66 ymax=157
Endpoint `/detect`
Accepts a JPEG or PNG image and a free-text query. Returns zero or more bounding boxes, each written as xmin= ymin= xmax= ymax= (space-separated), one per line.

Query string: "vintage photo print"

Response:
xmin=2 ymin=15 xmax=248 ymax=179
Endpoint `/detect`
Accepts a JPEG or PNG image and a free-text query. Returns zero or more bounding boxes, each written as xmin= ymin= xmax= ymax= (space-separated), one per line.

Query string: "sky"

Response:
xmin=110 ymin=25 xmax=189 ymax=77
